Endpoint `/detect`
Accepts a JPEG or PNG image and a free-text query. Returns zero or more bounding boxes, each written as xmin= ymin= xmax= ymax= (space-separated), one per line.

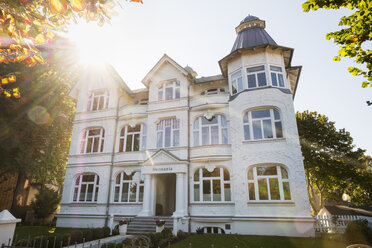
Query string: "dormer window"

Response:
xmin=158 ymin=81 xmax=180 ymax=101
xmin=231 ymin=70 xmax=243 ymax=95
xmin=201 ymin=88 xmax=225 ymax=95
xmin=270 ymin=66 xmax=285 ymax=87
xmin=247 ymin=65 xmax=267 ymax=89
xmin=87 ymin=89 xmax=109 ymax=111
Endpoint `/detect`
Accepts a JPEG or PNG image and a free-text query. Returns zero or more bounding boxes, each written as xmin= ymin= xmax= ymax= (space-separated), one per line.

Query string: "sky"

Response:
xmin=67 ymin=0 xmax=371 ymax=155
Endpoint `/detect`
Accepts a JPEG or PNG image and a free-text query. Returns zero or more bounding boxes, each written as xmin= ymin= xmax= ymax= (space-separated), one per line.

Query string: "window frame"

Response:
xmin=243 ymin=109 xmax=283 ymax=141
xmin=193 ymin=115 xmax=228 ymax=146
xmin=230 ymin=69 xmax=244 ymax=95
xmin=156 ymin=118 xmax=180 ymax=148
xmin=193 ymin=167 xmax=232 ymax=203
xmin=158 ymin=81 xmax=180 ymax=101
xmin=87 ymin=89 xmax=109 ymax=111
xmin=270 ymin=65 xmax=286 ymax=88
xmin=201 ymin=88 xmax=226 ymax=96
xmin=80 ymin=128 xmax=105 ymax=154
xmin=246 ymin=65 xmax=267 ymax=89
xmin=113 ymin=171 xmax=144 ymax=203
xmin=73 ymin=174 xmax=100 ymax=203
xmin=247 ymin=165 xmax=291 ymax=202
xmin=119 ymin=124 xmax=146 ymax=152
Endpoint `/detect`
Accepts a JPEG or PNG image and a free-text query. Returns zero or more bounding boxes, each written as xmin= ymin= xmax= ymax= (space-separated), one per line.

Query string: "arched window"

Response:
xmin=243 ymin=109 xmax=282 ymax=141
xmin=156 ymin=119 xmax=179 ymax=148
xmin=73 ymin=174 xmax=99 ymax=202
xmin=247 ymin=165 xmax=291 ymax=201
xmin=80 ymin=128 xmax=105 ymax=153
xmin=158 ymin=81 xmax=180 ymax=101
xmin=87 ymin=89 xmax=109 ymax=111
xmin=119 ymin=124 xmax=146 ymax=152
xmin=114 ymin=172 xmax=144 ymax=203
xmin=193 ymin=115 xmax=228 ymax=146
xmin=193 ymin=167 xmax=231 ymax=202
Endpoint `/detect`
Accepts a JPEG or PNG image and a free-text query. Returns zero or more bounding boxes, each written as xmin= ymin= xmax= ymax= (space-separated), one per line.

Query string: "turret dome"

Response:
xmin=231 ymin=15 xmax=277 ymax=53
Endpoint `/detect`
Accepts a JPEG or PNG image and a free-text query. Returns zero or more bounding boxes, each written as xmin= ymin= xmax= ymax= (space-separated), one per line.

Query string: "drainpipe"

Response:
xmin=105 ymin=92 xmax=123 ymax=226
xmin=187 ymin=79 xmax=191 ymax=233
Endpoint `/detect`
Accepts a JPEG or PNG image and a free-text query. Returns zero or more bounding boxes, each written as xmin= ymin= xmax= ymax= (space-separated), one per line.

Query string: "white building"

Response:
xmin=57 ymin=15 xmax=315 ymax=237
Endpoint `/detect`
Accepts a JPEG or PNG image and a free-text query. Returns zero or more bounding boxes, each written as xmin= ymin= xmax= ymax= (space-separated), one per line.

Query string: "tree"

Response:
xmin=0 ymin=48 xmax=77 ymax=211
xmin=0 ymin=0 xmax=142 ymax=98
xmin=302 ymin=0 xmax=372 ymax=89
xmin=296 ymin=111 xmax=372 ymax=213
xmin=30 ymin=188 xmax=61 ymax=220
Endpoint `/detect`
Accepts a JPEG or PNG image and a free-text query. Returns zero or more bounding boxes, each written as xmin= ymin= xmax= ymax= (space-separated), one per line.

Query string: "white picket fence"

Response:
xmin=315 ymin=215 xmax=363 ymax=233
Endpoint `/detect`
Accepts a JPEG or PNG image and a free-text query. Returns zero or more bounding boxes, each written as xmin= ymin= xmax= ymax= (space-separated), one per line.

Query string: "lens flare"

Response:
xmin=28 ymin=106 xmax=50 ymax=124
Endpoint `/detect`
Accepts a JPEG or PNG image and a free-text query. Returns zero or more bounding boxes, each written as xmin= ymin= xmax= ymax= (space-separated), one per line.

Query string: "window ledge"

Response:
xmin=243 ymin=138 xmax=286 ymax=144
xmin=70 ymin=152 xmax=111 ymax=157
xmin=247 ymin=201 xmax=295 ymax=205
xmin=151 ymin=97 xmax=186 ymax=104
xmin=191 ymin=144 xmax=231 ymax=149
xmin=66 ymin=203 xmax=100 ymax=207
xmin=77 ymin=108 xmax=113 ymax=114
xmin=110 ymin=202 xmax=143 ymax=205
xmin=190 ymin=202 xmax=235 ymax=206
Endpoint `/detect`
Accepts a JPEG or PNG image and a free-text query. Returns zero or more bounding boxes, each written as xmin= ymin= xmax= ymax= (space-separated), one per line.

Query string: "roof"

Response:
xmin=195 ymin=75 xmax=226 ymax=84
xmin=323 ymin=205 xmax=372 ymax=217
xmin=240 ymin=15 xmax=260 ymax=24
xmin=231 ymin=26 xmax=277 ymax=53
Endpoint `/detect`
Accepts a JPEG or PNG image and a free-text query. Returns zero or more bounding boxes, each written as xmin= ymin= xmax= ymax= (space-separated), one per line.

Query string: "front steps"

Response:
xmin=127 ymin=216 xmax=174 ymax=234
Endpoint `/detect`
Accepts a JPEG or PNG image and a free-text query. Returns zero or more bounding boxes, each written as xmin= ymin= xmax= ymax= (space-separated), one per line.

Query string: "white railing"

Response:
xmin=315 ymin=215 xmax=363 ymax=233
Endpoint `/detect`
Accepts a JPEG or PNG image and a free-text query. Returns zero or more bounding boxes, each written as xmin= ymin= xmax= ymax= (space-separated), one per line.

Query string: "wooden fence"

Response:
xmin=315 ymin=215 xmax=363 ymax=233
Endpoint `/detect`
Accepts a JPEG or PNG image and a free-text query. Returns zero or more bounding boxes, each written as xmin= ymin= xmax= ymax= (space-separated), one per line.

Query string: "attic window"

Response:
xmin=158 ymin=81 xmax=180 ymax=101
xmin=201 ymin=88 xmax=225 ymax=95
xmin=87 ymin=89 xmax=109 ymax=111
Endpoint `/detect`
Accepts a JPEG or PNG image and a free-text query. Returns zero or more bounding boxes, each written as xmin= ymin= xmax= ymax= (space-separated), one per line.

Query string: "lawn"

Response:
xmin=170 ymin=234 xmax=348 ymax=248
xmin=14 ymin=226 xmax=82 ymax=240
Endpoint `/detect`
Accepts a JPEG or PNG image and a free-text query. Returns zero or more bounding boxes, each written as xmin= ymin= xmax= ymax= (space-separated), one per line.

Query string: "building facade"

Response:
xmin=57 ymin=16 xmax=315 ymax=237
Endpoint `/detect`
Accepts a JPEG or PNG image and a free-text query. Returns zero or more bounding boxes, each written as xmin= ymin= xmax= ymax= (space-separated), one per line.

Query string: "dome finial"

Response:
xmin=236 ymin=15 xmax=265 ymax=34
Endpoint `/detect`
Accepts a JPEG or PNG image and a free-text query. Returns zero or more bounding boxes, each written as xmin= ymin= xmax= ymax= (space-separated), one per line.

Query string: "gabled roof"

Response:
xmin=69 ymin=63 xmax=133 ymax=99
xmin=323 ymin=205 xmax=372 ymax=217
xmin=141 ymin=149 xmax=187 ymax=166
xmin=142 ymin=54 xmax=190 ymax=87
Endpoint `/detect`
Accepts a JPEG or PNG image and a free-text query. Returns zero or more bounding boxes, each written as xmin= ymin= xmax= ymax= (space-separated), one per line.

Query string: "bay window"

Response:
xmin=270 ymin=66 xmax=285 ymax=87
xmin=243 ymin=109 xmax=282 ymax=141
xmin=119 ymin=124 xmax=146 ymax=152
xmin=193 ymin=167 xmax=231 ymax=202
xmin=73 ymin=174 xmax=99 ymax=202
xmin=193 ymin=115 xmax=228 ymax=146
xmin=114 ymin=172 xmax=144 ymax=203
xmin=247 ymin=65 xmax=267 ymax=88
xmin=231 ymin=70 xmax=243 ymax=95
xmin=247 ymin=165 xmax=291 ymax=201
xmin=80 ymin=128 xmax=105 ymax=153
xmin=156 ymin=119 xmax=180 ymax=148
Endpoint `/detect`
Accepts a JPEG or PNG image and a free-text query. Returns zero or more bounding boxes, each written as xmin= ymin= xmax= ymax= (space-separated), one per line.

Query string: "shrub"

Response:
xmin=70 ymin=230 xmax=83 ymax=244
xmin=196 ymin=227 xmax=204 ymax=234
xmin=30 ymin=188 xmax=61 ymax=220
xmin=344 ymin=219 xmax=372 ymax=245
xmin=122 ymin=238 xmax=132 ymax=247
xmin=33 ymin=236 xmax=44 ymax=248
xmin=160 ymin=228 xmax=173 ymax=240
xmin=112 ymin=224 xmax=119 ymax=235
xmin=81 ymin=229 xmax=93 ymax=242
xmin=103 ymin=226 xmax=111 ymax=237
xmin=177 ymin=230 xmax=189 ymax=239
xmin=62 ymin=233 xmax=71 ymax=246
xmin=93 ymin=227 xmax=105 ymax=240
xmin=115 ymin=243 xmax=123 ymax=248
xmin=104 ymin=242 xmax=116 ymax=248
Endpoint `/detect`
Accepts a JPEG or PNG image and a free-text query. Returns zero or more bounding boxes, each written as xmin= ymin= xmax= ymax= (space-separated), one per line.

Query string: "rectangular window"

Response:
xmin=203 ymin=180 xmax=211 ymax=201
xmin=270 ymin=65 xmax=285 ymax=87
xmin=252 ymin=120 xmax=263 ymax=140
xmin=248 ymin=183 xmax=255 ymax=200
xmin=194 ymin=184 xmax=200 ymax=201
xmin=258 ymin=179 xmax=268 ymax=200
xmin=269 ymin=178 xmax=280 ymax=200
xmin=247 ymin=65 xmax=266 ymax=89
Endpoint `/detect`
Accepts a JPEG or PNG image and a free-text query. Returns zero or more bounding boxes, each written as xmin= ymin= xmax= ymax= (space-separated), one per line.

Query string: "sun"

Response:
xmin=67 ymin=21 xmax=112 ymax=66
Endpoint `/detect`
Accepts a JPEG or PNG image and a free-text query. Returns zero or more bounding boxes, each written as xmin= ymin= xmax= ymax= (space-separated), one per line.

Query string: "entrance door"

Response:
xmin=155 ymin=174 xmax=176 ymax=216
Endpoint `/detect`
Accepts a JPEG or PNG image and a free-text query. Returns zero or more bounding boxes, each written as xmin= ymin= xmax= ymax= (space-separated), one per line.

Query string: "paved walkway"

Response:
xmin=63 ymin=235 xmax=134 ymax=248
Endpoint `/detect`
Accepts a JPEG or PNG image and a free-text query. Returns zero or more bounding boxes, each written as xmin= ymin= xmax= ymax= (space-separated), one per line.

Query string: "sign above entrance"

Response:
xmin=142 ymin=164 xmax=187 ymax=174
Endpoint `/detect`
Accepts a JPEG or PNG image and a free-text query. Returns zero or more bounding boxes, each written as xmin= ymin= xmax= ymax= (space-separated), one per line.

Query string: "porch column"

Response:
xmin=174 ymin=172 xmax=185 ymax=217
xmin=138 ymin=174 xmax=151 ymax=216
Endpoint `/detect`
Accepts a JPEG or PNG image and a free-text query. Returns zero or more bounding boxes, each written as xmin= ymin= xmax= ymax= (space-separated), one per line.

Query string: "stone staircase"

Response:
xmin=127 ymin=216 xmax=174 ymax=234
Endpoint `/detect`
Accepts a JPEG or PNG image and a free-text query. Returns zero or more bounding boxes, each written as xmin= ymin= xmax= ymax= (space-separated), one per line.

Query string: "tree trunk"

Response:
xmin=10 ymin=172 xmax=27 ymax=212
